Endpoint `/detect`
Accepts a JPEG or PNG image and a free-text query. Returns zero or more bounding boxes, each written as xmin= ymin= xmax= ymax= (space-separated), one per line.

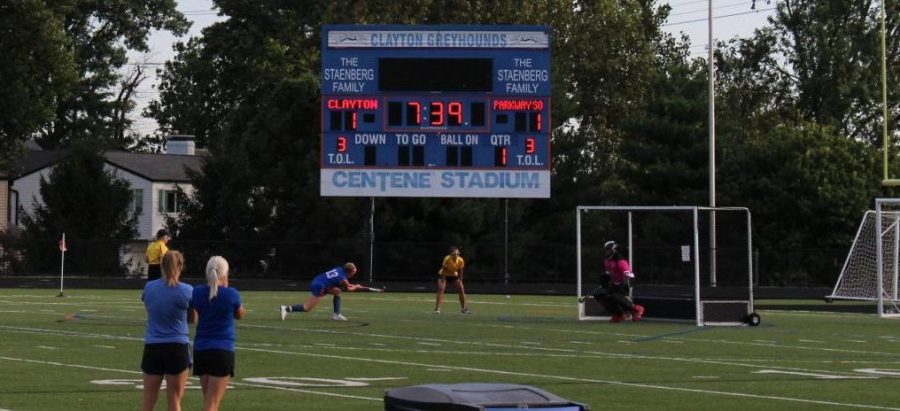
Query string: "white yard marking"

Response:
xmin=346 ymin=377 xmax=407 ymax=381
xmin=417 ymin=342 xmax=441 ymax=346
xmin=0 ymin=356 xmax=380 ymax=402
xmin=753 ymin=370 xmax=874 ymax=380
xmin=238 ymin=346 xmax=900 ymax=410
xmin=94 ymin=345 xmax=116 ymax=349
xmin=37 ymin=346 xmax=57 ymax=350
xmin=797 ymin=339 xmax=825 ymax=344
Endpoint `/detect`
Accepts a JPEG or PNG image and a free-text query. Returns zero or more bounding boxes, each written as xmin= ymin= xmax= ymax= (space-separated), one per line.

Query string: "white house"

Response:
xmin=3 ymin=136 xmax=203 ymax=276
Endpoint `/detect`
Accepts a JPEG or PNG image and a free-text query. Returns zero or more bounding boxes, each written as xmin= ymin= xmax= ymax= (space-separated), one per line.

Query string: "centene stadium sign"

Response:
xmin=320 ymin=24 xmax=551 ymax=198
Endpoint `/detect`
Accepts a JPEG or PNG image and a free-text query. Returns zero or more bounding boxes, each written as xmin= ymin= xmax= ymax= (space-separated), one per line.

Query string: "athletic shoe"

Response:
xmin=632 ymin=304 xmax=645 ymax=322
xmin=280 ymin=305 xmax=288 ymax=321
xmin=577 ymin=296 xmax=587 ymax=303
xmin=461 ymin=308 xmax=471 ymax=315
xmin=609 ymin=314 xmax=626 ymax=323
xmin=433 ymin=309 xmax=440 ymax=314
xmin=332 ymin=313 xmax=348 ymax=321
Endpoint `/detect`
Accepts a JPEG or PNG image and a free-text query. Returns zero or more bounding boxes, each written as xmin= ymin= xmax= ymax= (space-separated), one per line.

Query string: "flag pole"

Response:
xmin=58 ymin=233 xmax=66 ymax=297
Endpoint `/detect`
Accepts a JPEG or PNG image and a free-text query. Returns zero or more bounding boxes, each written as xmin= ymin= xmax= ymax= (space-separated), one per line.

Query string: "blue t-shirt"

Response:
xmin=142 ymin=279 xmax=193 ymax=344
xmin=192 ymin=285 xmax=242 ymax=352
xmin=311 ymin=267 xmax=348 ymax=289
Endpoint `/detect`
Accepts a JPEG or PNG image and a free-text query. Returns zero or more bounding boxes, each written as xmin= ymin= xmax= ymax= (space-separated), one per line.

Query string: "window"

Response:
xmin=158 ymin=189 xmax=181 ymax=213
xmin=131 ymin=189 xmax=143 ymax=214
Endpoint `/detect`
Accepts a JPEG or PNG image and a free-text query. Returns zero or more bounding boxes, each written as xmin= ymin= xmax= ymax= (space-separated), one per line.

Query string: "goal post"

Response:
xmin=576 ymin=206 xmax=756 ymax=326
xmin=828 ymin=199 xmax=900 ymax=317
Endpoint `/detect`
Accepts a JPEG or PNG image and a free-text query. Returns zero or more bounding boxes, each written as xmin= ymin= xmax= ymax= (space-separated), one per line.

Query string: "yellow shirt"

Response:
xmin=145 ymin=240 xmax=169 ymax=265
xmin=438 ymin=255 xmax=465 ymax=277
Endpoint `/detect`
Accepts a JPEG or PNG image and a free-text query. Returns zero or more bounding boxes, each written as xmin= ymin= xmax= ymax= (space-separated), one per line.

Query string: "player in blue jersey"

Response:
xmin=190 ymin=256 xmax=245 ymax=411
xmin=280 ymin=262 xmax=369 ymax=321
xmin=140 ymin=250 xmax=193 ymax=411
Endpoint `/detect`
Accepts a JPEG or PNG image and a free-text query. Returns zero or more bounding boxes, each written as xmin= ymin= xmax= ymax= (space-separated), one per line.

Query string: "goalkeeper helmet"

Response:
xmin=603 ymin=241 xmax=617 ymax=251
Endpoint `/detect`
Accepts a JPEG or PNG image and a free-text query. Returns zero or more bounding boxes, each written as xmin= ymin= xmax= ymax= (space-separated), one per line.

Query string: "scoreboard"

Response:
xmin=321 ymin=25 xmax=551 ymax=198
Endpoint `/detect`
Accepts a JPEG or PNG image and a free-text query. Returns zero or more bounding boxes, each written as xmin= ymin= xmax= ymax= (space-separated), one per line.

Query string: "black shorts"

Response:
xmin=141 ymin=343 xmax=191 ymax=375
xmin=441 ymin=275 xmax=459 ymax=283
xmin=193 ymin=349 xmax=235 ymax=377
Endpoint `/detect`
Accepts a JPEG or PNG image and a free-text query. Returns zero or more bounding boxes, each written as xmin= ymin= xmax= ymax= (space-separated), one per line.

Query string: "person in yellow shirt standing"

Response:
xmin=145 ymin=229 xmax=170 ymax=281
xmin=434 ymin=246 xmax=469 ymax=314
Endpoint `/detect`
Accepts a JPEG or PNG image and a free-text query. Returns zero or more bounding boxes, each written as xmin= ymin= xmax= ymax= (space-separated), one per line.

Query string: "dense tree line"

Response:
xmin=2 ymin=1 xmax=899 ymax=285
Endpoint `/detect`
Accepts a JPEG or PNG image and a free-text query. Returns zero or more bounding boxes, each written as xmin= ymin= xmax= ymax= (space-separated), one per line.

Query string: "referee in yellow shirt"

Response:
xmin=145 ymin=229 xmax=170 ymax=280
xmin=434 ymin=246 xmax=470 ymax=314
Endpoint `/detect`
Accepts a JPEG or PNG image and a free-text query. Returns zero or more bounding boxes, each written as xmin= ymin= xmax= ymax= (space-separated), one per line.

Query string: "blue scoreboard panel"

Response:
xmin=321 ymin=25 xmax=551 ymax=198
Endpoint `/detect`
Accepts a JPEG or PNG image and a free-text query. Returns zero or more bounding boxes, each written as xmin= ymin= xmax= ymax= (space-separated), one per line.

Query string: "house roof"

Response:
xmin=103 ymin=151 xmax=203 ymax=182
xmin=7 ymin=150 xmax=203 ymax=183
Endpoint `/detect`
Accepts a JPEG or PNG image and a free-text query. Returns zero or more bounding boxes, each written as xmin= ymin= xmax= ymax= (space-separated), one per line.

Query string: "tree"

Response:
xmin=21 ymin=143 xmax=138 ymax=276
xmin=35 ymin=0 xmax=189 ymax=150
xmin=0 ymin=0 xmax=76 ymax=169
xmin=719 ymin=122 xmax=883 ymax=285
xmin=717 ymin=0 xmax=899 ymax=143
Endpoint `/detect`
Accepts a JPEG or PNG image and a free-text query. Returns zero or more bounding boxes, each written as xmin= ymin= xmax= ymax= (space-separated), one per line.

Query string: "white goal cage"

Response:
xmin=828 ymin=198 xmax=900 ymax=318
xmin=576 ymin=206 xmax=756 ymax=326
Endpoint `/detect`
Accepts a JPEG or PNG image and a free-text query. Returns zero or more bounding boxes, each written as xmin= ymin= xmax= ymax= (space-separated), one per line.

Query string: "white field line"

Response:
xmin=238 ymin=345 xmax=900 ymax=411
xmin=472 ymin=322 xmax=900 ymax=358
xmin=2 ymin=323 xmax=886 ymax=385
xmin=3 ymin=326 xmax=900 ymax=409
xmin=0 ymin=355 xmax=380 ymax=402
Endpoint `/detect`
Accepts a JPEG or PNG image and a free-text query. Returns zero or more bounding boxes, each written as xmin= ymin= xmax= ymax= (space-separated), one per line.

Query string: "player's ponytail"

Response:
xmin=205 ymin=256 xmax=229 ymax=301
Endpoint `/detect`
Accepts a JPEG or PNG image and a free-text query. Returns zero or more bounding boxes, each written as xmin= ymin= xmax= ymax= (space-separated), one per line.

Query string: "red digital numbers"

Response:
xmin=525 ymin=137 xmax=535 ymax=154
xmin=448 ymin=102 xmax=462 ymax=126
xmin=408 ymin=102 xmax=421 ymax=125
xmin=337 ymin=136 xmax=347 ymax=153
xmin=429 ymin=102 xmax=444 ymax=126
xmin=418 ymin=101 xmax=463 ymax=126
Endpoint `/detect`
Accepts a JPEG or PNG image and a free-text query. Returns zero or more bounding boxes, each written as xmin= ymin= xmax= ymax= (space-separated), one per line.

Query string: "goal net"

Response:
xmin=576 ymin=206 xmax=755 ymax=326
xmin=828 ymin=199 xmax=900 ymax=317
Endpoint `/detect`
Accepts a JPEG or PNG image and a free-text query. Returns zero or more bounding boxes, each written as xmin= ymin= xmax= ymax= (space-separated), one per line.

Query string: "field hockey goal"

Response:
xmin=576 ymin=206 xmax=757 ymax=326
xmin=828 ymin=198 xmax=900 ymax=318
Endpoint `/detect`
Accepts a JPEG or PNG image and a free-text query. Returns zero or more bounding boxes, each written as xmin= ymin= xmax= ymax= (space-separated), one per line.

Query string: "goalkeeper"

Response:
xmin=580 ymin=241 xmax=645 ymax=322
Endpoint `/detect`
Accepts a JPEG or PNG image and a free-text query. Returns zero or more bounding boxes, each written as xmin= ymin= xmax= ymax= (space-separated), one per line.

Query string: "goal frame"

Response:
xmin=576 ymin=205 xmax=755 ymax=326
xmin=828 ymin=199 xmax=900 ymax=318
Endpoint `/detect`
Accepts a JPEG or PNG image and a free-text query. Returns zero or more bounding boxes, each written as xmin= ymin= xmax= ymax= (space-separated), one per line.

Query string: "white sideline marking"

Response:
xmin=4 ymin=324 xmax=900 ymax=408
xmin=754 ymin=370 xmax=874 ymax=380
xmin=94 ymin=345 xmax=116 ymax=349
xmin=346 ymin=377 xmax=407 ymax=381
xmin=239 ymin=346 xmax=900 ymax=410
xmin=0 ymin=356 xmax=380 ymax=402
xmin=798 ymin=339 xmax=825 ymax=344
xmin=417 ymin=342 xmax=441 ymax=346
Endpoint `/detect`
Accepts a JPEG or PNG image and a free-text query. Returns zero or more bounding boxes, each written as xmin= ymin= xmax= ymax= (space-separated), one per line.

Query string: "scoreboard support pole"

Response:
xmin=368 ymin=197 xmax=375 ymax=284
xmin=504 ymin=199 xmax=510 ymax=295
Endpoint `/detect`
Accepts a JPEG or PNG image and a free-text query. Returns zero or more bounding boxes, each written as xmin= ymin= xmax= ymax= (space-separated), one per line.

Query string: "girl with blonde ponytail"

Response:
xmin=189 ymin=256 xmax=245 ymax=411
xmin=205 ymin=256 xmax=228 ymax=301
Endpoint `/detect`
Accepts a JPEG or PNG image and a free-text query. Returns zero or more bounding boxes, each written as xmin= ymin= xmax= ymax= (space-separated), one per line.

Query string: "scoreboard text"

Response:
xmin=321 ymin=25 xmax=551 ymax=198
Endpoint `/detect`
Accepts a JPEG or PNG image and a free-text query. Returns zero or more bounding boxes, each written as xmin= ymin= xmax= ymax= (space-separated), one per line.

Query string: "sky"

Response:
xmin=127 ymin=0 xmax=778 ymax=136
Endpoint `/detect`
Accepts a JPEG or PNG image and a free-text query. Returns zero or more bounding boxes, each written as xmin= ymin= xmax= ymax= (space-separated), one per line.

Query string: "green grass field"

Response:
xmin=1 ymin=288 xmax=899 ymax=410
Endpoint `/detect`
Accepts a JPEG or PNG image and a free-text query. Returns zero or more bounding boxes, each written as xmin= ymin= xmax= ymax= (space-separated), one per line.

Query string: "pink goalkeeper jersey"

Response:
xmin=603 ymin=258 xmax=633 ymax=285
